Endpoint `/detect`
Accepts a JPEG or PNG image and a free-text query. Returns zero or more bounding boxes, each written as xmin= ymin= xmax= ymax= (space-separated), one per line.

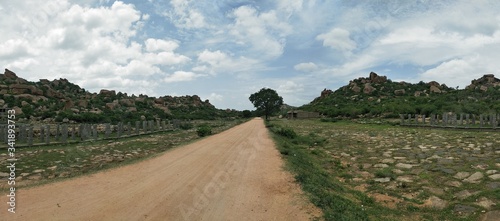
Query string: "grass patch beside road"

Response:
xmin=267 ymin=119 xmax=500 ymax=221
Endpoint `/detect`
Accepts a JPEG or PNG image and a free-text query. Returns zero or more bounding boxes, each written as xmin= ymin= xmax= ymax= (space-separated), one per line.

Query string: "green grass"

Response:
xmin=267 ymin=119 xmax=498 ymax=221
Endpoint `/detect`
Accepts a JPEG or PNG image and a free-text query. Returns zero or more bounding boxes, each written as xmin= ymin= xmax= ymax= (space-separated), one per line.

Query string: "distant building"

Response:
xmin=287 ymin=110 xmax=320 ymax=119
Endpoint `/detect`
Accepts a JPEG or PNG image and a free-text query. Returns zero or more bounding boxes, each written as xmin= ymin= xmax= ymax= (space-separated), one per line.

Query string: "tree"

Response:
xmin=242 ymin=110 xmax=253 ymax=118
xmin=249 ymin=88 xmax=283 ymax=120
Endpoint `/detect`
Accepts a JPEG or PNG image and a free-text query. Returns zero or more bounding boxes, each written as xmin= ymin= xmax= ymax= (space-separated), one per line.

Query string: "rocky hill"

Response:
xmin=0 ymin=69 xmax=236 ymax=123
xmin=302 ymin=72 xmax=500 ymax=118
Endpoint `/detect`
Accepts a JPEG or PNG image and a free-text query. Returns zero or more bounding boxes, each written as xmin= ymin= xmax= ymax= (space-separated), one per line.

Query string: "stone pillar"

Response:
xmin=117 ymin=122 xmax=122 ymax=138
xmin=105 ymin=123 xmax=111 ymax=139
xmin=407 ymin=114 xmax=412 ymax=125
xmin=92 ymin=125 xmax=98 ymax=141
xmin=39 ymin=125 xmax=45 ymax=143
xmin=465 ymin=114 xmax=470 ymax=128
xmin=28 ymin=126 xmax=33 ymax=146
xmin=79 ymin=124 xmax=85 ymax=141
xmin=62 ymin=124 xmax=68 ymax=143
xmin=414 ymin=115 xmax=418 ymax=125
xmin=161 ymin=121 xmax=166 ymax=130
xmin=45 ymin=125 xmax=50 ymax=144
xmin=127 ymin=122 xmax=132 ymax=136
xmin=491 ymin=114 xmax=496 ymax=129
xmin=471 ymin=114 xmax=476 ymax=126
xmin=422 ymin=115 xmax=426 ymax=125
xmin=135 ymin=121 xmax=140 ymax=135
xmin=143 ymin=121 xmax=147 ymax=133
xmin=18 ymin=124 xmax=26 ymax=143
xmin=443 ymin=114 xmax=447 ymax=127
xmin=460 ymin=114 xmax=464 ymax=126
xmin=0 ymin=126 xmax=4 ymax=143
xmin=71 ymin=125 xmax=75 ymax=141
xmin=55 ymin=124 xmax=60 ymax=141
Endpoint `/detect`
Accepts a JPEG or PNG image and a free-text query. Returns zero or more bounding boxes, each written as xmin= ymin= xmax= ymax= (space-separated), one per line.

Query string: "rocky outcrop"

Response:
xmin=320 ymin=89 xmax=333 ymax=99
xmin=428 ymin=81 xmax=440 ymax=88
xmin=0 ymin=69 xmax=218 ymax=121
xmin=3 ymin=69 xmax=18 ymax=79
xmin=466 ymin=74 xmax=500 ymax=91
xmin=369 ymin=72 xmax=387 ymax=84
xmin=99 ymin=89 xmax=116 ymax=97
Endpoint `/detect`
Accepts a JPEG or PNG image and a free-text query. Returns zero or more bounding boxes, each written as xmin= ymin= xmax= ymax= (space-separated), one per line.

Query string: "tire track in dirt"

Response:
xmin=1 ymin=118 xmax=321 ymax=221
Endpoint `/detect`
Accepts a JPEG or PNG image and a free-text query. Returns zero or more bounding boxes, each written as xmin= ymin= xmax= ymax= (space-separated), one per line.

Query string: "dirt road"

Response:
xmin=2 ymin=118 xmax=320 ymax=220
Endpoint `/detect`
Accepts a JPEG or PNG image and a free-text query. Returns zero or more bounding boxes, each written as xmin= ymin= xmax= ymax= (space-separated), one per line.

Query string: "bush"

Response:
xmin=196 ymin=125 xmax=212 ymax=137
xmin=274 ymin=127 xmax=297 ymax=139
xmin=179 ymin=122 xmax=193 ymax=130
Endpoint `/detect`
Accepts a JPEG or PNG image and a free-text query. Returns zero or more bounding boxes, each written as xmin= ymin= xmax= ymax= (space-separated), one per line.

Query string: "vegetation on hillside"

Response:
xmin=301 ymin=72 xmax=500 ymax=118
xmin=0 ymin=69 xmax=245 ymax=123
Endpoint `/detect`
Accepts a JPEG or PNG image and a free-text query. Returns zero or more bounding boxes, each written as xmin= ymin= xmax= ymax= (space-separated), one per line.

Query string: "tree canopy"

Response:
xmin=249 ymin=88 xmax=283 ymax=120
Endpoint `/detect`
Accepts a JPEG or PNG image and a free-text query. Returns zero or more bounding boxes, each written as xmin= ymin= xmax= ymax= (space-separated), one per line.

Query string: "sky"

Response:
xmin=1 ymin=0 xmax=500 ymax=110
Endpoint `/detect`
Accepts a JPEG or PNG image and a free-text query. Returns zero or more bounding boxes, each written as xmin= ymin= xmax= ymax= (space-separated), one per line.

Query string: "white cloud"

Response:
xmin=228 ymin=5 xmax=292 ymax=59
xmin=163 ymin=71 xmax=203 ymax=83
xmin=195 ymin=49 xmax=261 ymax=75
xmin=0 ymin=39 xmax=33 ymax=59
xmin=316 ymin=28 xmax=356 ymax=55
xmin=294 ymin=62 xmax=318 ymax=72
xmin=197 ymin=50 xmax=228 ymax=67
xmin=167 ymin=0 xmax=206 ymax=29
xmin=277 ymin=81 xmax=304 ymax=94
xmin=145 ymin=38 xmax=179 ymax=52
xmin=207 ymin=92 xmax=223 ymax=101
xmin=419 ymin=55 xmax=500 ymax=88
xmin=0 ymin=0 xmax=197 ymax=96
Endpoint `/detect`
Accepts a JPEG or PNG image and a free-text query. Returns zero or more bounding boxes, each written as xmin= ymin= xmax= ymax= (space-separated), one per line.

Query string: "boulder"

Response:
xmin=394 ymin=89 xmax=406 ymax=96
xmin=320 ymin=89 xmax=333 ymax=98
xmin=105 ymin=102 xmax=120 ymax=110
xmin=9 ymin=84 xmax=37 ymax=94
xmin=63 ymin=100 xmax=74 ymax=110
xmin=77 ymin=100 xmax=88 ymax=108
xmin=428 ymin=81 xmax=440 ymax=87
xmin=363 ymin=83 xmax=376 ymax=94
xmin=369 ymin=72 xmax=387 ymax=84
xmin=39 ymin=79 xmax=50 ymax=85
xmin=4 ymin=69 xmax=18 ymax=79
xmin=351 ymin=85 xmax=361 ymax=93
xmin=480 ymin=85 xmax=488 ymax=92
xmin=154 ymin=98 xmax=164 ymax=104
xmin=119 ymin=99 xmax=134 ymax=106
xmin=99 ymin=89 xmax=116 ymax=97
xmin=430 ymin=85 xmax=442 ymax=93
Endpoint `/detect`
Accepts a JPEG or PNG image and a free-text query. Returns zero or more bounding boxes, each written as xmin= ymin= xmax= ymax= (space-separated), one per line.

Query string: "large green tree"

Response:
xmin=249 ymin=88 xmax=283 ymax=120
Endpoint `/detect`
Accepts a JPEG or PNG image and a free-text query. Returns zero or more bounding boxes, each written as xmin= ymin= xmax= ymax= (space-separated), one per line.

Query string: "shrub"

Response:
xmin=196 ymin=125 xmax=212 ymax=137
xmin=274 ymin=127 xmax=297 ymax=139
xmin=179 ymin=122 xmax=193 ymax=130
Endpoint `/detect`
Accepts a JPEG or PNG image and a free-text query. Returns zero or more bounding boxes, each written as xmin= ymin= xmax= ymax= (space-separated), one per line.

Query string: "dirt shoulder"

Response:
xmin=2 ymin=118 xmax=320 ymax=220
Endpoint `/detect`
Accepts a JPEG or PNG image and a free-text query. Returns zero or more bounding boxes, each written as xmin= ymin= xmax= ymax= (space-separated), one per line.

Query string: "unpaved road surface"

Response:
xmin=2 ymin=118 xmax=320 ymax=220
